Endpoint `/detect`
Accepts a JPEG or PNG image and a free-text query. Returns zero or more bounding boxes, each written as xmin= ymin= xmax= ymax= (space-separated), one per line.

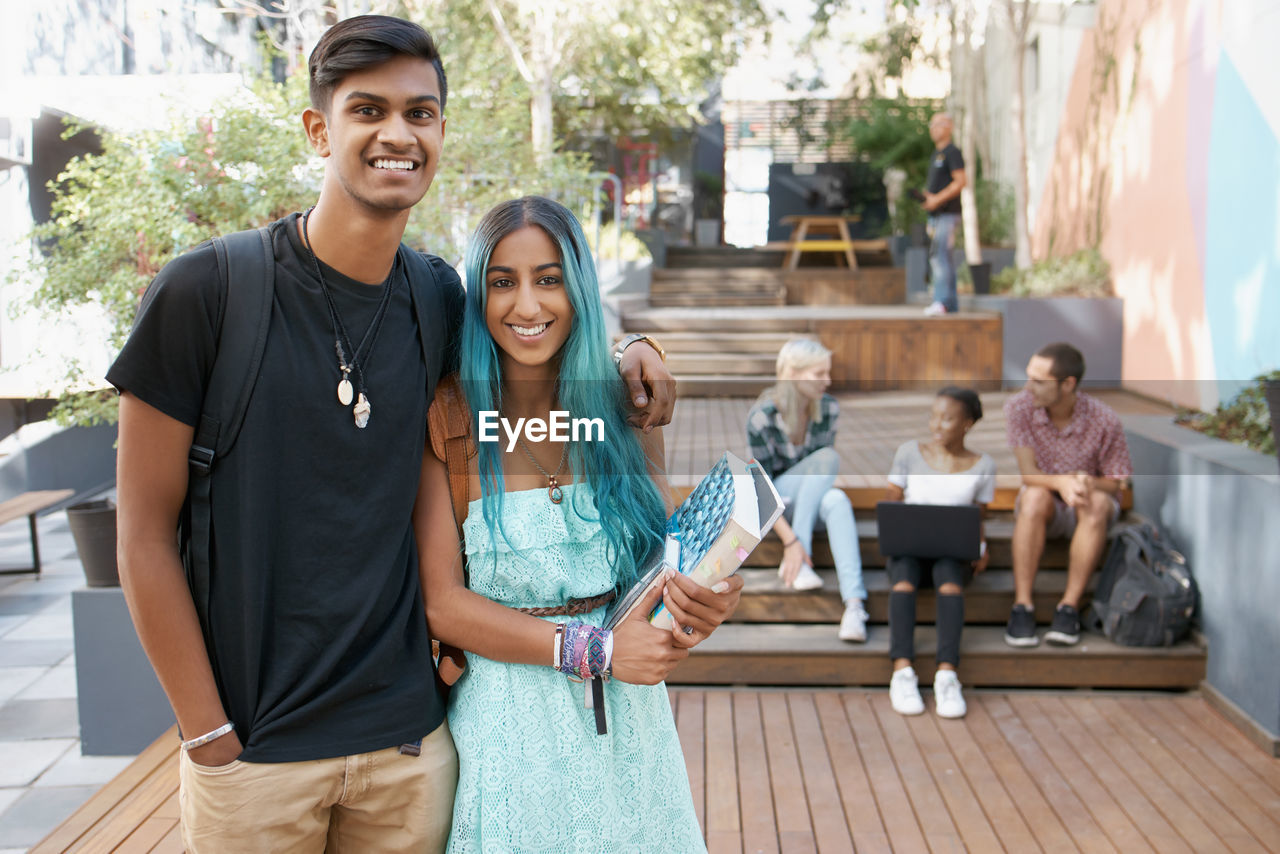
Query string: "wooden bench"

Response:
xmin=671 ymin=484 xmax=1133 ymax=513
xmin=30 ymin=725 xmax=183 ymax=853
xmin=0 ymin=489 xmax=75 ymax=577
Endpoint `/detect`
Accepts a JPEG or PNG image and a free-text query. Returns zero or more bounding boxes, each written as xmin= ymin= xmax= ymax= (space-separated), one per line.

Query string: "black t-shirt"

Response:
xmin=107 ymin=213 xmax=463 ymax=762
xmin=926 ymin=143 xmax=965 ymax=215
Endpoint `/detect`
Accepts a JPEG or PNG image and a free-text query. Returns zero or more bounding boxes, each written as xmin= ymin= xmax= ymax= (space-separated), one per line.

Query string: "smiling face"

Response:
xmin=484 ymin=225 xmax=574 ymax=377
xmin=788 ymin=357 xmax=832 ymax=403
xmin=928 ymin=395 xmax=972 ymax=447
xmin=304 ymin=54 xmax=446 ymax=215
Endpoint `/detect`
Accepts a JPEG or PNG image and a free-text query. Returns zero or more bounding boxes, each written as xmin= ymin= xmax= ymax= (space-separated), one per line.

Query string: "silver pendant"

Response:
xmin=337 ymin=378 xmax=354 ymax=406
xmin=353 ymin=393 xmax=371 ymax=429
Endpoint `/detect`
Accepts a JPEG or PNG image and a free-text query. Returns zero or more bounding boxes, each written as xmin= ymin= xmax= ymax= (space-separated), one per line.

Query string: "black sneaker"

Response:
xmin=1044 ymin=604 xmax=1082 ymax=646
xmin=1004 ymin=604 xmax=1040 ymax=647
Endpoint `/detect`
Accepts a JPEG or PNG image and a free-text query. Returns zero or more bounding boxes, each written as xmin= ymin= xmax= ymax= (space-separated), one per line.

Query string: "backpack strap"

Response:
xmin=182 ymin=226 xmax=274 ymax=646
xmin=427 ymin=372 xmax=475 ymax=536
xmin=425 ymin=372 xmax=474 ymax=690
xmin=192 ymin=227 xmax=275 ymax=474
xmin=400 ymin=250 xmax=471 ymax=691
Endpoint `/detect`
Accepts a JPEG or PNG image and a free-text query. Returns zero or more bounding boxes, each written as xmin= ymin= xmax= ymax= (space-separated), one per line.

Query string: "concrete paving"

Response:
xmin=0 ymin=501 xmax=136 ymax=852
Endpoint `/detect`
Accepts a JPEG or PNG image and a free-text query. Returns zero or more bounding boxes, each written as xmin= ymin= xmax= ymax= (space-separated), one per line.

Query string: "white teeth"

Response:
xmin=511 ymin=323 xmax=548 ymax=336
xmin=372 ymin=159 xmax=417 ymax=170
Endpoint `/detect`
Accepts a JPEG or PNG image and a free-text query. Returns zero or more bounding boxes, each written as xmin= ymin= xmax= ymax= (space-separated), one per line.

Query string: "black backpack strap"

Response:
xmin=191 ymin=227 xmax=275 ymax=474
xmin=398 ymin=246 xmax=449 ymax=399
xmin=183 ymin=226 xmax=274 ymax=635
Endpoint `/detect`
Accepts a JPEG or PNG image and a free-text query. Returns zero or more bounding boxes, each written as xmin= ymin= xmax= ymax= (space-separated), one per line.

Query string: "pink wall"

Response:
xmin=1034 ymin=0 xmax=1215 ymax=408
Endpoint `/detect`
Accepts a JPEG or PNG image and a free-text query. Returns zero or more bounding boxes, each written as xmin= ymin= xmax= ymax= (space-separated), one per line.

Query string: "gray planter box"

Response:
xmin=73 ymin=587 xmax=174 ymax=754
xmin=1125 ymin=415 xmax=1280 ymax=751
xmin=967 ymin=295 xmax=1123 ymax=388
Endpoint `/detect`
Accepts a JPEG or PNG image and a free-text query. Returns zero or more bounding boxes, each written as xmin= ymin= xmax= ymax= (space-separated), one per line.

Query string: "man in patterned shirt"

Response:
xmin=1003 ymin=342 xmax=1133 ymax=647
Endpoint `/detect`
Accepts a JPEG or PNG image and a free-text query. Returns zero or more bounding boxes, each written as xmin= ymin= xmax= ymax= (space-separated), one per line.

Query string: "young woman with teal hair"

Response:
xmin=414 ymin=196 xmax=741 ymax=852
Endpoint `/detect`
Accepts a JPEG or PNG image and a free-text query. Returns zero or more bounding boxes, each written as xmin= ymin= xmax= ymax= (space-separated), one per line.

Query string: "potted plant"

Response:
xmin=980 ymin=248 xmax=1122 ymax=388
xmin=67 ymin=499 xmax=118 ymax=587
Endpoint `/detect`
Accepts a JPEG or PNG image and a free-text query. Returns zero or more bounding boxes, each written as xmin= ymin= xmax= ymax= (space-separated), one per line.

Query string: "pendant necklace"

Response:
xmin=516 ymin=435 xmax=569 ymax=504
xmin=300 ymin=208 xmax=397 ymax=429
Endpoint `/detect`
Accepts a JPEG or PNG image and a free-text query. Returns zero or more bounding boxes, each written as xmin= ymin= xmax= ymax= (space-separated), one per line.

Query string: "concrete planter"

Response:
xmin=1124 ymin=415 xmax=1280 ymax=753
xmin=968 ymin=295 xmax=1123 ymax=388
xmin=73 ymin=587 xmax=174 ymax=754
xmin=693 ymin=219 xmax=721 ymax=247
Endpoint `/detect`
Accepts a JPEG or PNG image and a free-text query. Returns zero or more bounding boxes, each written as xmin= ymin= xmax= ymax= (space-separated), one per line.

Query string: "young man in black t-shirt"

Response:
xmin=109 ymin=16 xmax=676 ymax=852
xmin=922 ymin=112 xmax=967 ymax=315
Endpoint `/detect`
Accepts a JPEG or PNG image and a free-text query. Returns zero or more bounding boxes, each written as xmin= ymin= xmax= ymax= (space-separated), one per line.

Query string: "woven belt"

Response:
xmin=516 ymin=590 xmax=615 ymax=618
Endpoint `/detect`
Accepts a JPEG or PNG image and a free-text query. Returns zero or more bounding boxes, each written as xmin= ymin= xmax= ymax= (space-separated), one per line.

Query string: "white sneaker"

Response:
xmin=782 ymin=562 xmax=824 ymax=591
xmin=838 ymin=602 xmax=868 ymax=642
xmin=923 ymin=301 xmax=948 ymax=316
xmin=890 ymin=666 xmax=925 ymax=715
xmin=933 ymin=670 xmax=967 ymax=719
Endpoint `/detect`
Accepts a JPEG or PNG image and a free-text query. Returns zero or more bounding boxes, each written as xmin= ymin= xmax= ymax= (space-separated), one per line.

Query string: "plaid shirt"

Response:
xmin=1004 ymin=389 xmax=1133 ymax=478
xmin=746 ymin=394 xmax=839 ymax=480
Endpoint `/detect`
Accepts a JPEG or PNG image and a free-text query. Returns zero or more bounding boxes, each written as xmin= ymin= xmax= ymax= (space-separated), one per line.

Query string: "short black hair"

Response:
xmin=308 ymin=15 xmax=447 ymax=112
xmin=1035 ymin=341 xmax=1086 ymax=384
xmin=937 ymin=386 xmax=983 ymax=423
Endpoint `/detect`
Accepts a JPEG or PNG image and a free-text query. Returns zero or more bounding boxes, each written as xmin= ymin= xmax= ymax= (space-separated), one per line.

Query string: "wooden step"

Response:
xmin=649 ymin=283 xmax=783 ymax=297
xmin=668 ymin=353 xmax=777 ymax=375
xmin=674 ymin=374 xmax=775 ymax=396
xmin=744 ymin=516 xmax=1070 ymax=570
xmin=665 ymin=246 xmax=785 ymax=268
xmin=632 ymin=331 xmax=796 ymax=354
xmin=650 ymin=294 xmax=785 ymax=308
xmin=669 ymin=625 xmax=1206 ymax=689
xmin=732 ymin=568 xmax=1087 ymax=624
xmin=652 ymin=268 xmax=785 ymax=282
xmin=625 ymin=312 xmax=811 ymax=334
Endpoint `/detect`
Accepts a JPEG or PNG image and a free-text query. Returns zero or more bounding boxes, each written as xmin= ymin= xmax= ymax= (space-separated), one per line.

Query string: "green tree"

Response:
xmin=16 ymin=58 xmax=595 ymax=425
xmin=407 ymin=0 xmax=768 ymax=164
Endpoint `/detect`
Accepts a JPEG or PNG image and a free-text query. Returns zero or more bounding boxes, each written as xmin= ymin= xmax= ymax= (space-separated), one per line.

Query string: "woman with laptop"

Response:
xmin=883 ymin=386 xmax=995 ymax=718
xmin=745 ymin=338 xmax=868 ymax=642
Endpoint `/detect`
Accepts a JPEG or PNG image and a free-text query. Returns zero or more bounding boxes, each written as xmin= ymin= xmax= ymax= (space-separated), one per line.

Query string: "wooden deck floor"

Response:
xmin=671 ymin=689 xmax=1280 ymax=854
xmin=38 ymin=691 xmax=1280 ymax=853
xmin=663 ymin=388 xmax=1174 ymax=487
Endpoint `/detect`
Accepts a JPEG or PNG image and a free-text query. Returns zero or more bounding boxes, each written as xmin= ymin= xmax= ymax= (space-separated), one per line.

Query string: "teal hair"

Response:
xmin=459 ymin=196 xmax=666 ymax=590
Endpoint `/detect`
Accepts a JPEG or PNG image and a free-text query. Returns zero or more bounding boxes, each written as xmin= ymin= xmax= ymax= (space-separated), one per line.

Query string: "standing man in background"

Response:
xmin=922 ymin=112 xmax=967 ymax=316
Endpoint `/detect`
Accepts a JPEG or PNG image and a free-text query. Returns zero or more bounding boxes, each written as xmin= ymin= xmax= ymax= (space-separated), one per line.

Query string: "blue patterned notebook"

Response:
xmin=604 ymin=452 xmax=784 ymax=630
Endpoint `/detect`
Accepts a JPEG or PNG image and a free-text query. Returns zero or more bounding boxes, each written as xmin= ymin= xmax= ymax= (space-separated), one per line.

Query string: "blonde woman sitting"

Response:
xmin=745 ymin=338 xmax=867 ymax=642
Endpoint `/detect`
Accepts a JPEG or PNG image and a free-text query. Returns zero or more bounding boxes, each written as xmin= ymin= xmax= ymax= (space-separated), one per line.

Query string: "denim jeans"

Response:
xmin=928 ymin=212 xmax=960 ymax=313
xmin=772 ymin=447 xmax=866 ymax=603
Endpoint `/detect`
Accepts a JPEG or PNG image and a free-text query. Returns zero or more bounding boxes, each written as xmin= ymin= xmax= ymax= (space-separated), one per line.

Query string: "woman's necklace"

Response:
xmin=516 ymin=436 xmax=569 ymax=504
xmin=300 ymin=208 xmax=397 ymax=429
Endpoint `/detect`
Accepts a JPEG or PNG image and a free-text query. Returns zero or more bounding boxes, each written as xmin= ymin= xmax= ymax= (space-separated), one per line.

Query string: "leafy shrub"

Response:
xmin=13 ymin=73 xmax=595 ymax=426
xmin=990 ymin=248 xmax=1112 ymax=297
xmin=1175 ymin=370 xmax=1280 ymax=457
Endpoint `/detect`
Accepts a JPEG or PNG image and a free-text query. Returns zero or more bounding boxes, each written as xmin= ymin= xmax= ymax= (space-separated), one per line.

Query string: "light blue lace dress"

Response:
xmin=447 ymin=483 xmax=706 ymax=854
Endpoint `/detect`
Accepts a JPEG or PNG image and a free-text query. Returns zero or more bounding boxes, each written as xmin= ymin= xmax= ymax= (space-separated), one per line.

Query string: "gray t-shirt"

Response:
xmin=888 ymin=440 xmax=996 ymax=506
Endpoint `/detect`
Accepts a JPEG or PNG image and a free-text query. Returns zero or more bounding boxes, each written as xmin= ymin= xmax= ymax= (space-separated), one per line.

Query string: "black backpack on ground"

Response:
xmin=1085 ymin=520 xmax=1198 ymax=646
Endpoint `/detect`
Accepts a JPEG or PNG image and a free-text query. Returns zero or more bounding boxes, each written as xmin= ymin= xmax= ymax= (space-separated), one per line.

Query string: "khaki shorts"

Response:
xmin=179 ymin=722 xmax=457 ymax=854
xmin=1018 ymin=483 xmax=1121 ymax=537
xmin=1016 ymin=486 xmax=1121 ymax=539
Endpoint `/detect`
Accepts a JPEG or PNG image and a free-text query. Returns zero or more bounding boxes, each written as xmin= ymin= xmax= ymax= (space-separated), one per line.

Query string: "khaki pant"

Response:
xmin=179 ymin=723 xmax=457 ymax=853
